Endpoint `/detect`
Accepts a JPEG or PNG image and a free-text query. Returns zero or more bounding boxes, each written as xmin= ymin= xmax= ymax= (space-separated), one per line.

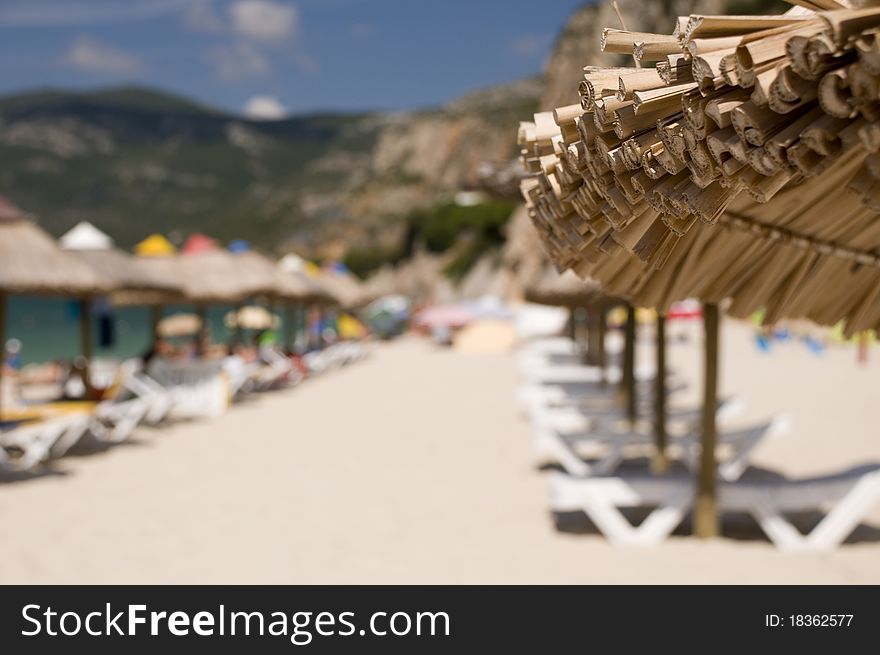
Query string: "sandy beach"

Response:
xmin=1 ymin=318 xmax=879 ymax=584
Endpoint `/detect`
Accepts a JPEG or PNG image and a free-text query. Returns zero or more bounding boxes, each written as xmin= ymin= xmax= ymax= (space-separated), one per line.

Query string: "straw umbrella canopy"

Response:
xmin=360 ymin=266 xmax=400 ymax=305
xmin=121 ymin=237 xmax=271 ymax=354
xmin=0 ymin=201 xmax=107 ymax=297
xmin=277 ymin=254 xmax=336 ymax=305
xmin=516 ymin=1 xmax=880 ymax=539
xmin=0 ymin=198 xmax=108 ymax=416
xmin=60 ymin=222 xmax=182 ymax=298
xmin=518 ymin=3 xmax=880 ymax=336
xmin=175 ymin=249 xmax=274 ymax=305
xmin=60 ymin=221 xmax=185 ymax=373
xmin=111 ymin=234 xmax=185 ymax=307
xmin=275 ymin=253 xmax=338 ymax=351
xmin=228 ymin=248 xmax=323 ymax=304
xmin=318 ymin=264 xmax=366 ymax=309
xmin=458 ymin=256 xmax=510 ymax=301
xmin=523 ymin=265 xmax=602 ymax=308
xmin=394 ymin=250 xmax=445 ymax=303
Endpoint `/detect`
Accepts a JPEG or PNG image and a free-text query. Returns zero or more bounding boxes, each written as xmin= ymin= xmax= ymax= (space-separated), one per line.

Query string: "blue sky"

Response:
xmin=0 ymin=0 xmax=586 ymax=117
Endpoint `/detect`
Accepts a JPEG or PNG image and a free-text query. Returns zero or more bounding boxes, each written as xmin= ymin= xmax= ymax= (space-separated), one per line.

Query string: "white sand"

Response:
xmin=1 ymin=319 xmax=879 ymax=584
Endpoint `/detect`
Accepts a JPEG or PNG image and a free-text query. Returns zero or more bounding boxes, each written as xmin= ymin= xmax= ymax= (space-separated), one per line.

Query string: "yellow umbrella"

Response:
xmin=337 ymin=313 xmax=367 ymax=339
xmin=135 ymin=234 xmax=176 ymax=257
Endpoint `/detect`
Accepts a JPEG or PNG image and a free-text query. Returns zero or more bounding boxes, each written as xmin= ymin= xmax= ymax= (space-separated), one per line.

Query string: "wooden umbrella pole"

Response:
xmin=568 ymin=307 xmax=577 ymax=343
xmin=575 ymin=306 xmax=588 ymax=363
xmin=195 ymin=304 xmax=208 ymax=357
xmin=285 ymin=304 xmax=295 ymax=354
xmin=695 ymin=302 xmax=720 ymax=539
xmin=297 ymin=303 xmax=307 ymax=352
xmin=0 ymin=292 xmax=5 ymax=419
xmin=621 ymin=303 xmax=637 ymax=426
xmin=652 ymin=313 xmax=669 ymax=473
xmin=150 ymin=305 xmax=162 ymax=348
xmin=597 ymin=302 xmax=608 ymax=385
xmin=79 ymin=297 xmax=93 ymax=393
xmin=586 ymin=305 xmax=599 ymax=366
xmin=230 ymin=301 xmax=243 ymax=348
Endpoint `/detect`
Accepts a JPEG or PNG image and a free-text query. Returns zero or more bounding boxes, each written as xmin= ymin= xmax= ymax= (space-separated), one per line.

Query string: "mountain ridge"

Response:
xmin=0 ymin=75 xmax=540 ymax=256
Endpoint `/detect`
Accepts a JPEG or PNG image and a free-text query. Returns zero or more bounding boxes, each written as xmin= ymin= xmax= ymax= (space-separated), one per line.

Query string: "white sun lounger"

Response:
xmin=534 ymin=415 xmax=789 ymax=481
xmin=122 ymin=372 xmax=179 ymax=424
xmin=519 ymin=361 xmax=655 ymax=387
xmin=249 ymin=350 xmax=301 ymax=391
xmin=525 ymin=392 xmax=743 ymax=429
xmin=86 ymin=396 xmax=151 ymax=445
xmin=1 ymin=412 xmax=93 ymax=470
xmin=519 ymin=336 xmax=621 ymax=359
xmin=139 ymin=359 xmax=229 ymax=419
xmin=548 ymin=463 xmax=880 ymax=552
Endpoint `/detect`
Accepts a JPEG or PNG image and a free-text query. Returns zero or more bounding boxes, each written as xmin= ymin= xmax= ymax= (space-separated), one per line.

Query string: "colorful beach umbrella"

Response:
xmin=134 ymin=234 xmax=176 ymax=257
xmin=181 ymin=233 xmax=218 ymax=254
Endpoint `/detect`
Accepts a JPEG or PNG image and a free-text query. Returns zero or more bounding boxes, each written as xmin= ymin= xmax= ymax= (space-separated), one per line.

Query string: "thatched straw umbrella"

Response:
xmin=61 ymin=221 xmax=184 ymax=356
xmin=174 ymin=248 xmax=276 ymax=354
xmin=517 ymin=2 xmax=880 ymax=537
xmin=524 ymin=266 xmax=601 ymax=308
xmin=458 ymin=256 xmax=510 ymax=301
xmin=62 ymin=222 xmax=180 ymax=295
xmin=0 ymin=199 xmax=107 ymax=415
xmin=231 ymin=248 xmax=333 ymax=351
xmin=319 ymin=265 xmax=365 ymax=310
xmin=109 ymin=235 xmax=188 ymax=348
xmin=523 ymin=264 xmax=622 ymax=392
xmin=360 ymin=266 xmax=399 ymax=306
xmin=394 ymin=250 xmax=446 ymax=304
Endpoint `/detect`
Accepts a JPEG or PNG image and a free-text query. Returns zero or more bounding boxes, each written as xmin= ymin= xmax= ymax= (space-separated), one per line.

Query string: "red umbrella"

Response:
xmin=181 ymin=233 xmax=218 ymax=254
xmin=667 ymin=299 xmax=702 ymax=321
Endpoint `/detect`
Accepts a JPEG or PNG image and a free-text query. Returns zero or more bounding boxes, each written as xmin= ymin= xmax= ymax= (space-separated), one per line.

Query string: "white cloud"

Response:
xmin=243 ymin=95 xmax=287 ymax=120
xmin=184 ymin=0 xmax=224 ymax=32
xmin=205 ymin=41 xmax=270 ymax=81
xmin=229 ymin=0 xmax=297 ymax=42
xmin=508 ymin=33 xmax=552 ymax=58
xmin=65 ymin=35 xmax=143 ymax=74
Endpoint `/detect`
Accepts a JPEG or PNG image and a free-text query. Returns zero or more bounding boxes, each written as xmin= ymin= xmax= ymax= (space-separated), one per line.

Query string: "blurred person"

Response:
xmin=3 ymin=338 xmax=22 ymax=375
xmin=61 ymin=356 xmax=89 ymax=400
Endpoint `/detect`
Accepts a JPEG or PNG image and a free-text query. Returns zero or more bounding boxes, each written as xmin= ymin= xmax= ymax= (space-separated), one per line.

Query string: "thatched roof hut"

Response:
xmin=0 ymin=200 xmax=107 ymax=297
